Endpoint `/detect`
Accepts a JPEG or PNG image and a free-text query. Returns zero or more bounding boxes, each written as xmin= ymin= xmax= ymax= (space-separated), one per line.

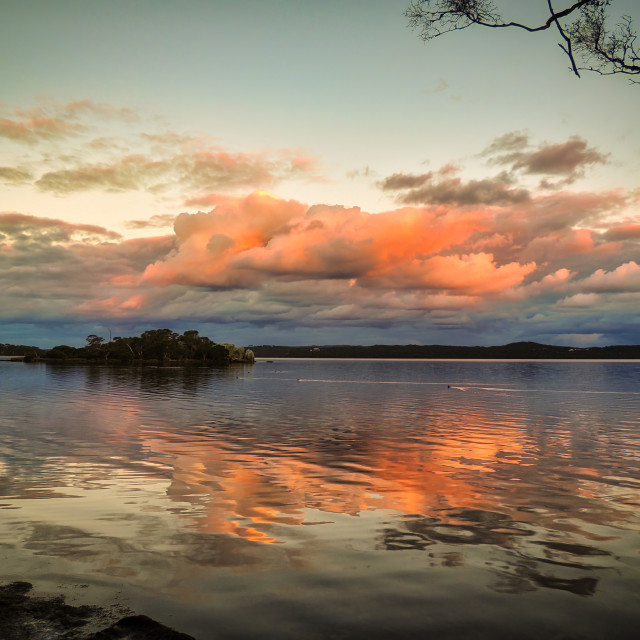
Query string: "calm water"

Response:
xmin=0 ymin=359 xmax=639 ymax=639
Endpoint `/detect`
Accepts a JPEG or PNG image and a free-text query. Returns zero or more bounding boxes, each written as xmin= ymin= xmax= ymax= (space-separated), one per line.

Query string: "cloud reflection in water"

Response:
xmin=0 ymin=360 xmax=639 ymax=637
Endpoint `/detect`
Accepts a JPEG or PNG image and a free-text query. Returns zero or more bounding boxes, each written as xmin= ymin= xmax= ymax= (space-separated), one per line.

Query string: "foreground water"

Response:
xmin=0 ymin=358 xmax=638 ymax=639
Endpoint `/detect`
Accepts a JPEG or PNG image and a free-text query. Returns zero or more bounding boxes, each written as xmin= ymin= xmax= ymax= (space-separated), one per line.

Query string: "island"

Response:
xmin=0 ymin=329 xmax=255 ymax=365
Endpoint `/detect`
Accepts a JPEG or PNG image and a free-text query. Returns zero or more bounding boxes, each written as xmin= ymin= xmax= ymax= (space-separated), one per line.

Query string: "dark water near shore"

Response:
xmin=1 ymin=359 xmax=639 ymax=639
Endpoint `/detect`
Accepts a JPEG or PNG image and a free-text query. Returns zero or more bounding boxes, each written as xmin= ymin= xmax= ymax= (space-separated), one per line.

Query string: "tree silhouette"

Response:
xmin=406 ymin=1 xmax=639 ymax=81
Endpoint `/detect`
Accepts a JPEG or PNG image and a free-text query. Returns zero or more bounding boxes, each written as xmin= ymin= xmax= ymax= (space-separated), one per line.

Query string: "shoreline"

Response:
xmin=0 ymin=581 xmax=195 ymax=640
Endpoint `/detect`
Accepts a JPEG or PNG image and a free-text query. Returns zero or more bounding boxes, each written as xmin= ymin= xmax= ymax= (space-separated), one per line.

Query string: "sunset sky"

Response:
xmin=1 ymin=0 xmax=639 ymax=348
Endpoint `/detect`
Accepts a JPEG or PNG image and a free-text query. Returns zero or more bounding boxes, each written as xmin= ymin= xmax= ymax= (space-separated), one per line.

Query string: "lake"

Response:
xmin=0 ymin=358 xmax=639 ymax=639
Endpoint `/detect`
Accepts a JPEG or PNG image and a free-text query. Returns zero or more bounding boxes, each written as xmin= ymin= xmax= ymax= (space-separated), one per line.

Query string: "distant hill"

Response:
xmin=250 ymin=342 xmax=640 ymax=360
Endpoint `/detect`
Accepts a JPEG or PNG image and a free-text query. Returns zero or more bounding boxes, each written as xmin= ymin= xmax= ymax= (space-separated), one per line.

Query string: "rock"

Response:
xmin=87 ymin=614 xmax=195 ymax=639
xmin=0 ymin=582 xmax=195 ymax=640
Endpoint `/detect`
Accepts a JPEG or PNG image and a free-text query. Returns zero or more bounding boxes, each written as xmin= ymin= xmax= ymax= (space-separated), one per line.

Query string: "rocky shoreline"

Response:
xmin=0 ymin=582 xmax=195 ymax=640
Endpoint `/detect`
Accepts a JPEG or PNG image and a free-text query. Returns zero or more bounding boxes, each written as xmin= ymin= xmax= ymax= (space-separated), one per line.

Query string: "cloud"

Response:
xmin=580 ymin=261 xmax=640 ymax=293
xmin=0 ymin=100 xmax=320 ymax=201
xmin=33 ymin=148 xmax=318 ymax=195
xmin=0 ymin=166 xmax=33 ymax=184
xmin=0 ymin=212 xmax=121 ymax=243
xmin=0 ymin=114 xmax=82 ymax=144
xmin=380 ymin=170 xmax=530 ymax=206
xmin=557 ymin=293 xmax=601 ymax=308
xmin=2 ymin=121 xmax=639 ymax=346
xmin=346 ymin=166 xmax=377 ymax=180
xmin=140 ymin=192 xmax=510 ymax=292
xmin=35 ymin=155 xmax=158 ymax=193
xmin=0 ymin=99 xmax=134 ymax=145
xmin=126 ymin=214 xmax=178 ymax=230
xmin=483 ymin=132 xmax=608 ymax=186
xmin=3 ymin=172 xmax=638 ymax=347
xmin=0 ymin=215 xmax=172 ymax=323
xmin=359 ymin=253 xmax=536 ymax=295
xmin=483 ymin=131 xmax=530 ymax=155
xmin=604 ymin=223 xmax=640 ymax=241
xmin=513 ymin=138 xmax=607 ymax=177
xmin=380 ymin=134 xmax=611 ymax=211
xmin=381 ymin=172 xmax=435 ymax=191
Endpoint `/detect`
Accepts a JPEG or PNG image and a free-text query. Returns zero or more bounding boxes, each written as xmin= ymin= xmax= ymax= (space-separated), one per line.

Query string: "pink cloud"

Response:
xmin=604 ymin=223 xmax=640 ymax=241
xmin=139 ymin=192 xmax=535 ymax=302
xmin=363 ymin=253 xmax=536 ymax=295
xmin=0 ymin=100 xmax=133 ymax=144
xmin=581 ymin=261 xmax=640 ymax=293
xmin=2 ymin=114 xmax=639 ymax=347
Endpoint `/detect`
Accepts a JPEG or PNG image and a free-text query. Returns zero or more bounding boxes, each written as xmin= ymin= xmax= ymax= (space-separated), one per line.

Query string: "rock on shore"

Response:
xmin=0 ymin=582 xmax=195 ymax=640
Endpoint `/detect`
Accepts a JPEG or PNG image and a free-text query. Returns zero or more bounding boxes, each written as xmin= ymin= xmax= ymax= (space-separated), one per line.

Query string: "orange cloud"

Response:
xmin=604 ymin=223 xmax=640 ymax=241
xmin=141 ymin=193 xmax=524 ymax=299
xmin=365 ymin=253 xmax=536 ymax=295
xmin=2 ymin=172 xmax=639 ymax=346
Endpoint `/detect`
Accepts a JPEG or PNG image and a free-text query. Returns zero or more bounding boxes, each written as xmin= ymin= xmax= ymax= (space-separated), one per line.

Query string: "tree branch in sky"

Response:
xmin=406 ymin=1 xmax=639 ymax=81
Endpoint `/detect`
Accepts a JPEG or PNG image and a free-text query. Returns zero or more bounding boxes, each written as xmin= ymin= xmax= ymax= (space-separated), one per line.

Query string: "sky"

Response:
xmin=1 ymin=0 xmax=639 ymax=348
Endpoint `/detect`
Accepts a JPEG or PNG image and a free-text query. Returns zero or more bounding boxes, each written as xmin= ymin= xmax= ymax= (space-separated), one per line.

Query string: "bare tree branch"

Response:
xmin=548 ymin=0 xmax=581 ymax=76
xmin=570 ymin=5 xmax=640 ymax=79
xmin=406 ymin=0 xmax=640 ymax=81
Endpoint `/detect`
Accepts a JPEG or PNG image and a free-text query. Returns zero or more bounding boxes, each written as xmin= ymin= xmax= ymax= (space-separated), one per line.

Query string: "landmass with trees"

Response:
xmin=3 ymin=337 xmax=639 ymax=363
xmin=0 ymin=329 xmax=255 ymax=365
xmin=250 ymin=341 xmax=640 ymax=359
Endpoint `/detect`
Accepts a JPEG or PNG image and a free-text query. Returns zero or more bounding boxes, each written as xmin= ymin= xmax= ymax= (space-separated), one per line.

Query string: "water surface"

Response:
xmin=1 ymin=359 xmax=639 ymax=638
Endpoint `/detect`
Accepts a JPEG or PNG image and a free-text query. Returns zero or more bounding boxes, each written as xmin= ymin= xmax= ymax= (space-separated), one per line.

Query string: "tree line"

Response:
xmin=1 ymin=329 xmax=255 ymax=365
xmin=251 ymin=341 xmax=640 ymax=359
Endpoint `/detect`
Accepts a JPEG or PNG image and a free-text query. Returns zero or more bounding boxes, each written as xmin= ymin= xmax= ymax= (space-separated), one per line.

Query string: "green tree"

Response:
xmin=180 ymin=329 xmax=201 ymax=359
xmin=140 ymin=329 xmax=181 ymax=362
xmin=208 ymin=343 xmax=230 ymax=364
xmin=85 ymin=334 xmax=106 ymax=360
xmin=109 ymin=336 xmax=137 ymax=362
xmin=47 ymin=347 xmax=68 ymax=360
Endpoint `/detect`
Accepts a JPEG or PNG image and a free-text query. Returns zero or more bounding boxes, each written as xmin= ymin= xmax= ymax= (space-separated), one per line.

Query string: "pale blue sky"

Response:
xmin=3 ymin=0 xmax=637 ymax=211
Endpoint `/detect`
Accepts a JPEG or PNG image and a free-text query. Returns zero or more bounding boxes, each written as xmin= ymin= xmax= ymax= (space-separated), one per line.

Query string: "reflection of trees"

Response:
xmin=46 ymin=360 xmax=243 ymax=399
